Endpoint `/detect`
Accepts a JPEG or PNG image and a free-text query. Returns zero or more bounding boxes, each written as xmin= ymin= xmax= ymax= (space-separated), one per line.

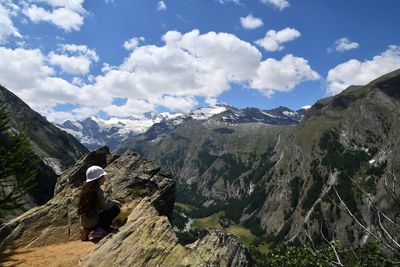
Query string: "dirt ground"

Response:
xmin=0 ymin=240 xmax=95 ymax=267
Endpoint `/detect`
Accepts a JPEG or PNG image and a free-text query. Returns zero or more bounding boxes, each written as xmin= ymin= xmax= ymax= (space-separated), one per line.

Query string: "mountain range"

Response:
xmin=57 ymin=105 xmax=308 ymax=151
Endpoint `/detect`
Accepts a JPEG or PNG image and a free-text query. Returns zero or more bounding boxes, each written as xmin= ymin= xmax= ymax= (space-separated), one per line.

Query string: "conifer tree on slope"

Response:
xmin=0 ymin=108 xmax=36 ymax=219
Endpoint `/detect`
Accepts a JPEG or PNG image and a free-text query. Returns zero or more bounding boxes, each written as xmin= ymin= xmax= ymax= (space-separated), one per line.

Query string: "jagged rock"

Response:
xmin=0 ymin=147 xmax=110 ymax=248
xmin=0 ymin=146 xmax=251 ymax=266
xmin=83 ymin=200 xmax=251 ymax=267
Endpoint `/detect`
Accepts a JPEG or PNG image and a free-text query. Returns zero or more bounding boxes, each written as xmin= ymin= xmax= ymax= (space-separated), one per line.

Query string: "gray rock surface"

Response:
xmin=0 ymin=146 xmax=251 ymax=266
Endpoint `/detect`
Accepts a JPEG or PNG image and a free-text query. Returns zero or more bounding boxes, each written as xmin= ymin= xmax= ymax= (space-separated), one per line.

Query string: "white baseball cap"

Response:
xmin=86 ymin=166 xmax=107 ymax=183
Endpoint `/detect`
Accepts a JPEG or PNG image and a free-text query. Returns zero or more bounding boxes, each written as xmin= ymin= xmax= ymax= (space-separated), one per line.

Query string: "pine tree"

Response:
xmin=0 ymin=108 xmax=37 ymax=219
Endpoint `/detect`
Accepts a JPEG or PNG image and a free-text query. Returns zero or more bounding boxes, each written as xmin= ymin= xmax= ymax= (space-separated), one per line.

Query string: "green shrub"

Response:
xmin=243 ymin=217 xmax=264 ymax=236
xmin=251 ymin=241 xmax=396 ymax=267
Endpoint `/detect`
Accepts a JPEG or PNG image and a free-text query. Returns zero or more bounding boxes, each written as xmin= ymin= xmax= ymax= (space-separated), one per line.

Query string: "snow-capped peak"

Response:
xmin=189 ymin=105 xmax=228 ymax=120
xmin=301 ymin=105 xmax=312 ymax=110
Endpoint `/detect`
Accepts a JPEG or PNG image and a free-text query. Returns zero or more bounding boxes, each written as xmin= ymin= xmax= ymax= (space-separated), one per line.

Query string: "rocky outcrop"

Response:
xmin=84 ymin=201 xmax=251 ymax=267
xmin=0 ymin=147 xmax=110 ymax=248
xmin=0 ymin=146 xmax=251 ymax=266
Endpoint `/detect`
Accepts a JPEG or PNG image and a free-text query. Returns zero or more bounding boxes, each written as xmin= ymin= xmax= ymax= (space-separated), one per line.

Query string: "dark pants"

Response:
xmin=97 ymin=204 xmax=120 ymax=232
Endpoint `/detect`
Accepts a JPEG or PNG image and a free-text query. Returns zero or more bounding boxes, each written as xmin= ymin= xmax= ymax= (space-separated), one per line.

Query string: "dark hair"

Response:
xmin=77 ymin=179 xmax=100 ymax=216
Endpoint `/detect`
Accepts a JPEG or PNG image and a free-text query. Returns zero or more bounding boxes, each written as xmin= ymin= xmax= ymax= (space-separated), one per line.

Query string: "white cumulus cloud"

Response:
xmin=0 ymin=1 xmax=22 ymax=43
xmin=240 ymin=14 xmax=263 ymax=30
xmin=0 ymin=46 xmax=81 ymax=114
xmin=326 ymin=45 xmax=400 ymax=95
xmin=48 ymin=44 xmax=98 ymax=75
xmin=103 ymin=99 xmax=154 ymax=117
xmin=252 ymin=54 xmax=320 ymax=96
xmin=157 ymin=1 xmax=167 ymax=11
xmin=261 ymin=0 xmax=289 ymax=10
xmin=155 ymin=95 xmax=198 ymax=112
xmin=22 ymin=0 xmax=86 ymax=31
xmin=0 ymin=30 xmax=320 ymax=122
xmin=328 ymin=37 xmax=359 ymax=53
xmin=256 ymin=28 xmax=301 ymax=52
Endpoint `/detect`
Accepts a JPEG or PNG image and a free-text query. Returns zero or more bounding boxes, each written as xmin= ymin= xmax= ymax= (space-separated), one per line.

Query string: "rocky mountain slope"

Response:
xmin=120 ymin=69 xmax=400 ymax=254
xmin=0 ymin=85 xmax=88 ymax=209
xmin=255 ymin=69 xmax=400 ymax=249
xmin=113 ymin=105 xmax=306 ymax=202
xmin=0 ymin=147 xmax=251 ymax=266
xmin=127 ymin=121 xmax=286 ymax=204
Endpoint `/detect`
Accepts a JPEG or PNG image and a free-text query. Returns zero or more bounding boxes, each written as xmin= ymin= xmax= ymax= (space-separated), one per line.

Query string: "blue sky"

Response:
xmin=1 ymin=0 xmax=400 ymax=122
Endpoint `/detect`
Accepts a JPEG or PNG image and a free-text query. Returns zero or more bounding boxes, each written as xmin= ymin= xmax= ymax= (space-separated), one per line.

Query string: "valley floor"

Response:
xmin=0 ymin=240 xmax=95 ymax=267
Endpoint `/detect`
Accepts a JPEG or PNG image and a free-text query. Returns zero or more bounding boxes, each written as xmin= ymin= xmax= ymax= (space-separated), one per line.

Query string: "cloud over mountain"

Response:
xmin=0 ymin=30 xmax=319 ymax=122
xmin=252 ymin=54 xmax=320 ymax=96
xmin=327 ymin=45 xmax=400 ymax=95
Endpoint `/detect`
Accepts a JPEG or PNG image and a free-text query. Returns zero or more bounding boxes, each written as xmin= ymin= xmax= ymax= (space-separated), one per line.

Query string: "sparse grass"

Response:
xmin=174 ymin=202 xmax=197 ymax=213
xmin=131 ymin=185 xmax=148 ymax=197
xmin=226 ymin=225 xmax=256 ymax=247
xmin=190 ymin=211 xmax=258 ymax=248
xmin=191 ymin=211 xmax=224 ymax=229
xmin=256 ymin=243 xmax=270 ymax=255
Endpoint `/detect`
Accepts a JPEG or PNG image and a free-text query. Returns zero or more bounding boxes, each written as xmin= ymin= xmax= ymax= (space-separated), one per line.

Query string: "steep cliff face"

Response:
xmin=0 ymin=147 xmax=251 ymax=266
xmin=0 ymin=85 xmax=88 ymax=173
xmin=0 ymin=85 xmax=88 ymax=211
xmin=254 ymin=69 xmax=400 ymax=248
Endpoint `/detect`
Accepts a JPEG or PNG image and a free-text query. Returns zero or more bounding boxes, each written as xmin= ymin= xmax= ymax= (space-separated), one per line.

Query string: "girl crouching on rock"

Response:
xmin=78 ymin=166 xmax=121 ymax=241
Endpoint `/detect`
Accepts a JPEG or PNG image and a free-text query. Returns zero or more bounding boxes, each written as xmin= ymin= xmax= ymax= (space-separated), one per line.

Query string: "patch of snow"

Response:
xmin=172 ymin=119 xmax=184 ymax=125
xmin=190 ymin=106 xmax=227 ymax=120
xmin=301 ymin=105 xmax=312 ymax=110
xmin=369 ymin=159 xmax=376 ymax=164
xmin=70 ymin=121 xmax=83 ymax=130
xmin=160 ymin=112 xmax=184 ymax=120
xmin=261 ymin=111 xmax=280 ymax=118
xmin=283 ymin=111 xmax=296 ymax=117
